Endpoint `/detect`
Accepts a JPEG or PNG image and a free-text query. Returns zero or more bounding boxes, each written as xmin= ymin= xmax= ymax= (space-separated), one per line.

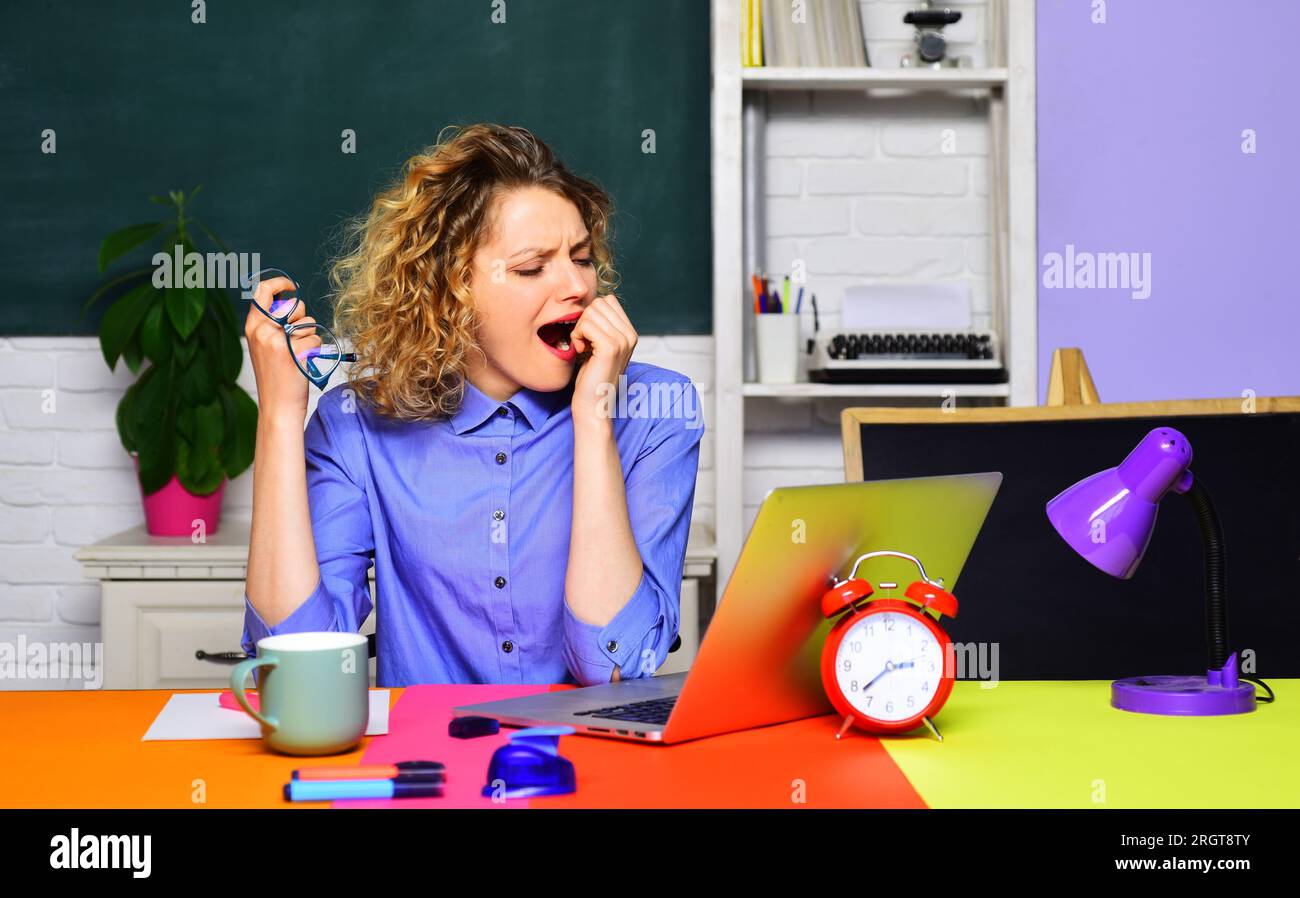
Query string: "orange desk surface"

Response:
xmin=0 ymin=685 xmax=924 ymax=809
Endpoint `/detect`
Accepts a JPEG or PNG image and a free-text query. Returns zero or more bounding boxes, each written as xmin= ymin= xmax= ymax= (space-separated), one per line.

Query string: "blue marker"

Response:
xmin=284 ymin=776 xmax=444 ymax=802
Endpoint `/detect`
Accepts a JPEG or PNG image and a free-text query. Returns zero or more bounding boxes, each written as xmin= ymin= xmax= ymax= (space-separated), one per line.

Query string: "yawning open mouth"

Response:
xmin=537 ymin=313 xmax=580 ymax=362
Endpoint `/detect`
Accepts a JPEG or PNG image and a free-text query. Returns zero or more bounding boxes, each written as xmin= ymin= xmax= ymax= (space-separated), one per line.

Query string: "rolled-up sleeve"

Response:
xmin=562 ymin=377 xmax=705 ymax=685
xmin=240 ymin=391 xmax=375 ymax=661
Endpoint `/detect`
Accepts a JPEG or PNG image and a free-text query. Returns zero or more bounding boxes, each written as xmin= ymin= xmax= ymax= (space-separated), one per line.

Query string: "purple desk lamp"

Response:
xmin=1046 ymin=427 xmax=1260 ymax=716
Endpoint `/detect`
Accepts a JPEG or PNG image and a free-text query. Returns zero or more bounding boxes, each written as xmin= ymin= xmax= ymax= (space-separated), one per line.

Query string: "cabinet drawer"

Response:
xmin=141 ymin=608 xmax=251 ymax=688
xmin=138 ymin=606 xmax=378 ymax=689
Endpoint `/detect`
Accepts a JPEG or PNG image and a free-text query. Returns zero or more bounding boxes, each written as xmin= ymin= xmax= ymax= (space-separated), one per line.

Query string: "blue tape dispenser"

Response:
xmin=481 ymin=725 xmax=577 ymax=799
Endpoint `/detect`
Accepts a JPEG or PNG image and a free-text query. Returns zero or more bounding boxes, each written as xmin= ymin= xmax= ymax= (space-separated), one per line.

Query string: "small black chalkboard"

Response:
xmin=844 ymin=399 xmax=1300 ymax=680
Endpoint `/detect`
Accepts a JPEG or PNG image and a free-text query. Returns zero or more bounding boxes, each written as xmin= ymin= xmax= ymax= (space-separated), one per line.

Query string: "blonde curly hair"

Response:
xmin=329 ymin=123 xmax=619 ymax=422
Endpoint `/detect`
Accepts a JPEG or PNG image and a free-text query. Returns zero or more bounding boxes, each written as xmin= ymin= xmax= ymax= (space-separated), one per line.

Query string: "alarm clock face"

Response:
xmin=834 ymin=609 xmax=945 ymax=723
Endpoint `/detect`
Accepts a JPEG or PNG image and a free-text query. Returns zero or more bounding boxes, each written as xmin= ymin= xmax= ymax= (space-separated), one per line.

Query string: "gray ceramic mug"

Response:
xmin=229 ymin=631 xmax=370 ymax=756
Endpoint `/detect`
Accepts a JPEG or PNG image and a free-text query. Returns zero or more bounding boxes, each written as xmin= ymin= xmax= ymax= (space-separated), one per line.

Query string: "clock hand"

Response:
xmin=863 ymin=665 xmax=892 ymax=691
xmin=863 ymin=657 xmax=918 ymax=691
xmin=863 ymin=657 xmax=924 ymax=692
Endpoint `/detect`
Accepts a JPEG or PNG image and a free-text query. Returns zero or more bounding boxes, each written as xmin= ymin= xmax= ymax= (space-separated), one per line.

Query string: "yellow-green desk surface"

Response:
xmin=883 ymin=680 xmax=1298 ymax=808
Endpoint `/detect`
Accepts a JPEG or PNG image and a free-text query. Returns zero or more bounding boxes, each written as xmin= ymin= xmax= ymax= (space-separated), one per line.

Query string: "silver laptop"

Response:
xmin=452 ymin=472 xmax=1001 ymax=744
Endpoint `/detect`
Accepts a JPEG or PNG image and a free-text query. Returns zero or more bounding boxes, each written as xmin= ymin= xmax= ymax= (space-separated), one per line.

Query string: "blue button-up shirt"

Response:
xmin=240 ymin=361 xmax=704 ymax=687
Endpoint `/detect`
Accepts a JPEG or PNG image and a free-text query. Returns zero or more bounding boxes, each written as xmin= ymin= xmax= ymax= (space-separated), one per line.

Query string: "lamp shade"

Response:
xmin=1045 ymin=428 xmax=1195 ymax=579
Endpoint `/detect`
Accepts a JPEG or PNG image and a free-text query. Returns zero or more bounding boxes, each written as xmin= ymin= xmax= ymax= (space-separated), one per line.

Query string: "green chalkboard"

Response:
xmin=0 ymin=0 xmax=711 ymax=336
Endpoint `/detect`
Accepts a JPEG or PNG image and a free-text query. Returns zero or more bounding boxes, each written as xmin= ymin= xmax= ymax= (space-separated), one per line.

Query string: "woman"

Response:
xmin=240 ymin=123 xmax=703 ymax=687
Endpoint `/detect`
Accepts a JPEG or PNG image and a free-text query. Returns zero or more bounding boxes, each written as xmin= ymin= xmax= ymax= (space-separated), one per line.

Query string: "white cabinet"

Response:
xmin=77 ymin=519 xmax=715 ymax=689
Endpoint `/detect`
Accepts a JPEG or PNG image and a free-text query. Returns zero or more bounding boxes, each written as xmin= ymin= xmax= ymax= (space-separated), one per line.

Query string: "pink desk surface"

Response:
xmin=333 ymin=683 xmax=925 ymax=809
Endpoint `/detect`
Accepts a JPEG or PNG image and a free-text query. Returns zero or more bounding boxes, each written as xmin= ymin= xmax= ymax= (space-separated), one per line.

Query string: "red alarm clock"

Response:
xmin=819 ymin=551 xmax=958 ymax=741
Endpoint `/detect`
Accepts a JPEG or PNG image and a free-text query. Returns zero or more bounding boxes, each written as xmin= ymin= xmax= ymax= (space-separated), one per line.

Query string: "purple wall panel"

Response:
xmin=1036 ymin=0 xmax=1299 ymax=402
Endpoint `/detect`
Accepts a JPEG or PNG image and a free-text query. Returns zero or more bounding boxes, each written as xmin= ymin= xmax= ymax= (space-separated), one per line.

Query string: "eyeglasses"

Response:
xmin=244 ymin=268 xmax=357 ymax=389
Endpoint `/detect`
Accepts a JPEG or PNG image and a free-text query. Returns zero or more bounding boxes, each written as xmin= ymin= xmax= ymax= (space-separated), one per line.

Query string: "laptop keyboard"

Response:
xmin=572 ymin=696 xmax=678 ymax=726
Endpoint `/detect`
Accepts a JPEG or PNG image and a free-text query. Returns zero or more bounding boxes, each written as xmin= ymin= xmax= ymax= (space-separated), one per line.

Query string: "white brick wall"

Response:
xmin=763 ymin=91 xmax=991 ymax=333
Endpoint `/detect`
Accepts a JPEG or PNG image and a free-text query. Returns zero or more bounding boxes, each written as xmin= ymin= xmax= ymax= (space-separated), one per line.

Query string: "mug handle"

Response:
xmin=230 ymin=658 xmax=280 ymax=730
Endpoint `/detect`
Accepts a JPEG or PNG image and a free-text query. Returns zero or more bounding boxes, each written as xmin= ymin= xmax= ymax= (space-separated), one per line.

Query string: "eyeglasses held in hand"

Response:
xmin=244 ymin=268 xmax=357 ymax=389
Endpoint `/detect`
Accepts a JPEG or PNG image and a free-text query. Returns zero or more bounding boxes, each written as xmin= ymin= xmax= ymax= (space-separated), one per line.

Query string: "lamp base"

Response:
xmin=1112 ymin=672 xmax=1257 ymax=720
xmin=1113 ymin=651 xmax=1256 ymax=716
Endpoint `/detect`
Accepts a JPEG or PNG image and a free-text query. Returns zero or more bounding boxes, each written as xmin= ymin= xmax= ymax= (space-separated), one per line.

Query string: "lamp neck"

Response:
xmin=1185 ymin=479 xmax=1229 ymax=670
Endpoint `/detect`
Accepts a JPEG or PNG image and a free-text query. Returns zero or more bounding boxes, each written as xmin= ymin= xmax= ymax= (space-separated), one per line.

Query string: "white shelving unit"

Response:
xmin=742 ymin=66 xmax=1009 ymax=91
xmin=709 ymin=0 xmax=1038 ymax=598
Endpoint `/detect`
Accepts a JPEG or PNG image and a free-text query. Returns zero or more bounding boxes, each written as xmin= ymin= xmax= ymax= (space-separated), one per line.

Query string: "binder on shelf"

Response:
xmin=756 ymin=0 xmax=869 ymax=68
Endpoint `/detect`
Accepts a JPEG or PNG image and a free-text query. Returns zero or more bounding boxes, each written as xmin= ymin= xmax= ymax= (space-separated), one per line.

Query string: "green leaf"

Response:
xmin=131 ymin=362 xmax=172 ymax=438
xmin=138 ymin=432 xmax=176 ymax=495
xmin=99 ymin=283 xmax=157 ymax=371
xmin=177 ymin=437 xmax=225 ymax=496
xmin=176 ymin=405 xmax=195 ymax=441
xmin=98 ymin=222 xmax=164 ymax=274
xmin=205 ymin=293 xmax=243 ymax=382
xmin=116 ymin=379 xmax=139 ymax=453
xmin=193 ymin=399 xmax=224 ymax=448
xmin=181 ymin=358 xmax=215 ymax=404
xmin=178 ymin=396 xmax=226 ymax=495
xmin=166 ymin=285 xmax=205 ymax=339
xmin=210 ymin=287 xmax=240 ymax=331
xmin=218 ymin=384 xmax=258 ymax=477
xmin=139 ymin=298 xmax=172 ymax=365
xmin=121 ymin=330 xmax=144 ymax=375
xmin=81 ymin=267 xmax=151 ymax=316
xmin=216 ymin=383 xmax=237 ymax=452
xmin=175 ymin=331 xmax=199 ymax=368
xmin=135 ymin=364 xmax=176 ymax=495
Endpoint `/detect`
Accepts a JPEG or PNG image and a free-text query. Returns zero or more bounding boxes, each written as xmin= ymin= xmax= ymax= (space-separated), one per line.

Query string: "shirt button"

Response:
xmin=495 ymin=452 xmax=507 ymax=465
xmin=502 ymin=641 xmax=514 ymax=653
xmin=497 ymin=407 xmax=508 ymax=417
xmin=493 ymin=509 xmax=505 ymax=521
xmin=494 ymin=576 xmax=506 ymax=589
xmin=606 ymin=640 xmax=619 ymax=653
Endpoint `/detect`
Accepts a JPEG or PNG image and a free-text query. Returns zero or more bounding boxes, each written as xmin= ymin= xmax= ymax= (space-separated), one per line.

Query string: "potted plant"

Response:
xmin=84 ymin=187 xmax=258 ymax=537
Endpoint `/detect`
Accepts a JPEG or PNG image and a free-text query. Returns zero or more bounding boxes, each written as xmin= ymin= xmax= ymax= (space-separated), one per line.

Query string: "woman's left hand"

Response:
xmin=569 ymin=294 xmax=637 ymax=429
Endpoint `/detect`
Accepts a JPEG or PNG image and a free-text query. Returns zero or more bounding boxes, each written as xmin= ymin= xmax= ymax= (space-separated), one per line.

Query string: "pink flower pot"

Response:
xmin=132 ymin=455 xmax=226 ymax=537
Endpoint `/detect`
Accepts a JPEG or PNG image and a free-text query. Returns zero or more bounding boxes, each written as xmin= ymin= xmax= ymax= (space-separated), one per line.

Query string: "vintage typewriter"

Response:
xmin=808 ymin=328 xmax=1004 ymax=384
xmin=806 ymin=284 xmax=1007 ymax=384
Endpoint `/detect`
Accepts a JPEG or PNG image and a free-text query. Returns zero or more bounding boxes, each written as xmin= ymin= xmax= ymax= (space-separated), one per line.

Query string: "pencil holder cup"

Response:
xmin=756 ymin=314 xmax=801 ymax=384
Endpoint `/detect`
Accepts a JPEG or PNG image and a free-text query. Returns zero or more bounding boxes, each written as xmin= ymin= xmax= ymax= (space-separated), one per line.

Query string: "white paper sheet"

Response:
xmin=142 ymin=690 xmax=390 ymax=741
xmin=841 ymin=283 xmax=972 ymax=330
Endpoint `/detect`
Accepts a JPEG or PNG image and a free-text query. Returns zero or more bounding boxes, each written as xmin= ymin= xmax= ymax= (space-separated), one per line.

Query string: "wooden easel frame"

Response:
xmin=1045 ymin=347 xmax=1101 ymax=406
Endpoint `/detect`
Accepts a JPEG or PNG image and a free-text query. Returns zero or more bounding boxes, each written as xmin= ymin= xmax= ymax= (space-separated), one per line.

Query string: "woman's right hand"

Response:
xmin=244 ymin=276 xmax=320 ymax=426
xmin=243 ymin=276 xmax=323 ymax=628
